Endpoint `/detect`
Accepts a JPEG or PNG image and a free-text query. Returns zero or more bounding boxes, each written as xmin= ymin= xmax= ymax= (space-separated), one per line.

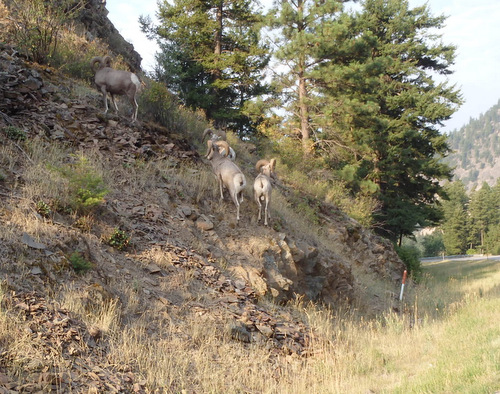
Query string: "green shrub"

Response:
xmin=51 ymin=30 xmax=129 ymax=83
xmin=395 ymin=244 xmax=422 ymax=281
xmin=106 ymin=228 xmax=130 ymax=250
xmin=421 ymin=232 xmax=445 ymax=257
xmin=139 ymin=81 xmax=206 ymax=138
xmin=2 ymin=126 xmax=26 ymax=141
xmin=53 ymin=154 xmax=108 ymax=213
xmin=69 ymin=251 xmax=92 ymax=274
xmin=6 ymin=0 xmax=83 ymax=64
xmin=36 ymin=200 xmax=51 ymax=218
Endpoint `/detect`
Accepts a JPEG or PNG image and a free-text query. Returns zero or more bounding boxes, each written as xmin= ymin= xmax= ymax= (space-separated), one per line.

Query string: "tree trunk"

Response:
xmin=296 ymin=0 xmax=310 ymax=154
xmin=215 ymin=3 xmax=222 ymax=56
xmin=298 ymin=70 xmax=310 ymax=152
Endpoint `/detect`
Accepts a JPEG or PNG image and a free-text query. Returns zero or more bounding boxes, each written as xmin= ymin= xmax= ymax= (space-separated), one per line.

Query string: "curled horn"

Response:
xmin=215 ymin=140 xmax=230 ymax=157
xmin=205 ymin=139 xmax=215 ymax=158
xmin=269 ymin=158 xmax=276 ymax=172
xmin=202 ymin=128 xmax=213 ymax=142
xmin=255 ymin=159 xmax=270 ymax=173
xmin=90 ymin=56 xmax=104 ymax=71
xmin=103 ymin=55 xmax=112 ymax=67
xmin=90 ymin=55 xmax=112 ymax=71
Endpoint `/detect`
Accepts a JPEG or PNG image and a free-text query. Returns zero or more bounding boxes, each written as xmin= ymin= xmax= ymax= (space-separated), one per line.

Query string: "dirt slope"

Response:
xmin=0 ymin=45 xmax=404 ymax=391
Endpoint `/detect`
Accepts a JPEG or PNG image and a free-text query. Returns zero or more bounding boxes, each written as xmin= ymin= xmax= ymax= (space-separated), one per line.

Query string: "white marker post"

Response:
xmin=399 ymin=270 xmax=408 ymax=302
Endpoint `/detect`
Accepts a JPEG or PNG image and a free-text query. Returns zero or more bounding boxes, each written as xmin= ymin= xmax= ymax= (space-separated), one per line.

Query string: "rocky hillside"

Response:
xmin=444 ymin=99 xmax=500 ymax=189
xmin=1 ymin=0 xmax=142 ymax=71
xmin=0 ymin=24 xmax=404 ymax=394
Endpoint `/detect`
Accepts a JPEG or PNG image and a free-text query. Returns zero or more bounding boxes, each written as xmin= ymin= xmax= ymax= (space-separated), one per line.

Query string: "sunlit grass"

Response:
xmin=2 ymin=131 xmax=499 ymax=392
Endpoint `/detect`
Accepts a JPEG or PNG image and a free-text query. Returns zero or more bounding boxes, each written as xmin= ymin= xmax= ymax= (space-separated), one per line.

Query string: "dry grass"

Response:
xmin=1 ymin=138 xmax=499 ymax=392
xmin=43 ymin=257 xmax=499 ymax=393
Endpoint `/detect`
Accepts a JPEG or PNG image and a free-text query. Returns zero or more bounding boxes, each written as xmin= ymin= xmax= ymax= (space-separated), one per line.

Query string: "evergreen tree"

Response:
xmin=441 ymin=181 xmax=468 ymax=254
xmin=421 ymin=231 xmax=445 ymax=257
xmin=311 ymin=0 xmax=462 ymax=243
xmin=267 ymin=0 xmax=344 ymax=153
xmin=468 ymin=182 xmax=496 ymax=252
xmin=141 ymin=0 xmax=270 ymax=135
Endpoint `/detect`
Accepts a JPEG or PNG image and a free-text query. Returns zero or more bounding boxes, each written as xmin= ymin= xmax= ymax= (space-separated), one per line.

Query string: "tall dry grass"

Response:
xmin=43 ymin=257 xmax=500 ymax=393
xmin=2 ymin=134 xmax=499 ymax=392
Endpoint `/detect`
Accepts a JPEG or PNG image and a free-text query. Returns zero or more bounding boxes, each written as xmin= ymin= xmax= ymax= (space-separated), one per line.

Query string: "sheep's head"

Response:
xmin=90 ymin=55 xmax=112 ymax=72
xmin=202 ymin=127 xmax=227 ymax=142
xmin=255 ymin=159 xmax=270 ymax=173
xmin=256 ymin=158 xmax=277 ymax=178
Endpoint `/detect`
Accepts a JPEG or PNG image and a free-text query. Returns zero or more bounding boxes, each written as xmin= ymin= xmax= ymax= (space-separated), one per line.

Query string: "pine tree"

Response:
xmin=141 ymin=0 xmax=270 ymax=134
xmin=441 ymin=181 xmax=468 ymax=255
xmin=267 ymin=0 xmax=343 ymax=153
xmin=468 ymin=182 xmax=496 ymax=252
xmin=310 ymin=0 xmax=462 ymax=243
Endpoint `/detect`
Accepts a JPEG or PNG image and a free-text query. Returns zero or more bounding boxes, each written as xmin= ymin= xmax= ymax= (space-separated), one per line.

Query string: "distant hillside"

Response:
xmin=444 ymin=99 xmax=500 ymax=189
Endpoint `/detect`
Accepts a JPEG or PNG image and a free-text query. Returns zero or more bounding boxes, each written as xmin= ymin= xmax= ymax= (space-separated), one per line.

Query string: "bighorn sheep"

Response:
xmin=254 ymin=159 xmax=276 ymax=226
xmin=205 ymin=140 xmax=236 ymax=161
xmin=91 ymin=56 xmax=140 ymax=122
xmin=202 ymin=127 xmax=227 ymax=142
xmin=206 ymin=140 xmax=246 ymax=222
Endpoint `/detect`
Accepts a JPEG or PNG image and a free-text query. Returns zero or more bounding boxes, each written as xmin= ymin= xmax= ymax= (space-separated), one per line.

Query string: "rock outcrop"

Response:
xmin=0 ymin=0 xmax=142 ymax=71
xmin=77 ymin=0 xmax=142 ymax=71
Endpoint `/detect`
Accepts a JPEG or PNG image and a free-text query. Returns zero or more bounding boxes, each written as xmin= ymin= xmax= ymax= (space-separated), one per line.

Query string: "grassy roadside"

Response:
xmin=364 ymin=258 xmax=500 ymax=393
xmin=279 ymin=257 xmax=500 ymax=393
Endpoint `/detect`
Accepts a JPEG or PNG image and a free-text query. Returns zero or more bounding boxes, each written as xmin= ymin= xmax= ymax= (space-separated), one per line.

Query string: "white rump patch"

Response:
xmin=131 ymin=73 xmax=140 ymax=88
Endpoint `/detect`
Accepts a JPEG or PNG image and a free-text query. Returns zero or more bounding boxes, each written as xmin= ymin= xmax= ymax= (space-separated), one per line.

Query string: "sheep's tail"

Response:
xmin=234 ymin=174 xmax=246 ymax=199
xmin=235 ymin=173 xmax=246 ymax=189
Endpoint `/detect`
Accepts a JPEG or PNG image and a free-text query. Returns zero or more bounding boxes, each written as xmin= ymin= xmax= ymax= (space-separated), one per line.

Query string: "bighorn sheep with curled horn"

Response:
xmin=254 ymin=159 xmax=276 ymax=226
xmin=205 ymin=140 xmax=236 ymax=161
xmin=205 ymin=140 xmax=246 ymax=222
xmin=202 ymin=127 xmax=235 ymax=159
xmin=90 ymin=55 xmax=141 ymax=122
xmin=202 ymin=127 xmax=227 ymax=142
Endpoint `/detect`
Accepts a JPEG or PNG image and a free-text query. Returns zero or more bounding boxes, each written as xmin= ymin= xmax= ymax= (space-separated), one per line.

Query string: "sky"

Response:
xmin=105 ymin=0 xmax=500 ymax=133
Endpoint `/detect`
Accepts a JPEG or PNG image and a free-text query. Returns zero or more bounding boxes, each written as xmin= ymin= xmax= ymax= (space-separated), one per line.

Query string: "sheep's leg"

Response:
xmin=131 ymin=97 xmax=138 ymax=121
xmin=256 ymin=194 xmax=262 ymax=222
xmin=101 ymin=87 xmax=109 ymax=114
xmin=228 ymin=190 xmax=241 ymax=222
xmin=127 ymin=91 xmax=138 ymax=121
xmin=218 ymin=176 xmax=224 ymax=200
xmin=264 ymin=198 xmax=269 ymax=226
xmin=232 ymin=192 xmax=241 ymax=222
xmin=267 ymin=196 xmax=271 ymax=225
xmin=110 ymin=94 xmax=119 ymax=113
